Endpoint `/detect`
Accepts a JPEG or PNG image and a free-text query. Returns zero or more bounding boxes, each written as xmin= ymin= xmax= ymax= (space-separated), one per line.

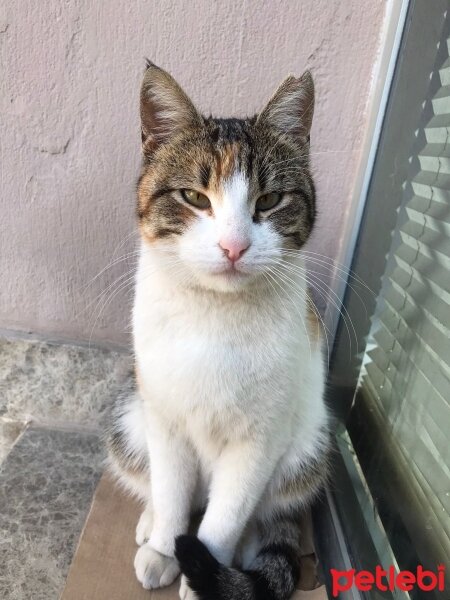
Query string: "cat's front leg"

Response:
xmin=196 ymin=438 xmax=279 ymax=566
xmin=135 ymin=409 xmax=197 ymax=589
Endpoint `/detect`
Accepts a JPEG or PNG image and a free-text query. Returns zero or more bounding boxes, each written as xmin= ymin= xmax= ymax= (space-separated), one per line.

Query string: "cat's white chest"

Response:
xmin=133 ymin=277 xmax=300 ymax=435
xmin=132 ymin=251 xmax=327 ymax=475
xmin=137 ymin=302 xmax=283 ymax=405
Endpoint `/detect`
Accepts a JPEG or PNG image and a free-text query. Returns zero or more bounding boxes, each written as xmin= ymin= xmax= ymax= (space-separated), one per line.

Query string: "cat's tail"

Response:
xmin=175 ymin=515 xmax=302 ymax=600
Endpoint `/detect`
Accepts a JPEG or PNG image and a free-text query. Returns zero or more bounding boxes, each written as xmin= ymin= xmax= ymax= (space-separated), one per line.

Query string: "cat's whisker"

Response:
xmin=267 ymin=263 xmax=330 ymax=366
xmin=265 ymin=260 xmax=328 ymax=339
xmin=276 ymin=254 xmax=370 ymax=323
xmin=279 ymin=248 xmax=374 ymax=294
xmin=278 ymin=258 xmax=369 ymax=322
xmin=263 ymin=269 xmax=313 ymax=360
xmin=267 ymin=267 xmax=317 ymax=362
xmin=274 ymin=168 xmax=309 ymax=177
xmin=275 ymin=259 xmax=348 ymax=321
xmin=76 ymin=263 xmax=141 ymax=320
xmin=110 ymin=229 xmax=140 ymax=259
xmin=87 ymin=272 xmax=140 ymax=345
xmin=274 ymin=259 xmax=358 ymax=357
xmin=308 ymin=149 xmax=348 ymax=156
xmin=82 ymin=251 xmax=142 ymax=292
xmin=259 ymin=155 xmax=304 ymax=173
xmin=268 ymin=165 xmax=308 ymax=176
xmin=278 ymin=248 xmax=366 ymax=271
xmin=260 ymin=147 xmax=346 ymax=175
xmin=86 ymin=253 xmax=180 ymax=322
xmin=88 ymin=258 xmax=185 ymax=347
xmin=83 ymin=245 xmax=183 ymax=311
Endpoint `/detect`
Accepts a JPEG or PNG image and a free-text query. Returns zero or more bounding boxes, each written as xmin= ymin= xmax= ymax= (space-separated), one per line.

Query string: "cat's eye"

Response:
xmin=255 ymin=192 xmax=283 ymax=212
xmin=181 ymin=189 xmax=211 ymax=210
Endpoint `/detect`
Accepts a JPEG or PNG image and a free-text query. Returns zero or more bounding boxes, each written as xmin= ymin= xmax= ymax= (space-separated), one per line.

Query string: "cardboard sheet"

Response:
xmin=61 ymin=473 xmax=327 ymax=600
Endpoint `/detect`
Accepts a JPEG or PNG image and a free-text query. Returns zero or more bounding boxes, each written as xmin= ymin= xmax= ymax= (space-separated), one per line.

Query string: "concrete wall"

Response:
xmin=0 ymin=0 xmax=386 ymax=347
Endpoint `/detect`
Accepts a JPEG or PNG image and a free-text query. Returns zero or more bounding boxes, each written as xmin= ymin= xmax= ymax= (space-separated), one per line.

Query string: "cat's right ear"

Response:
xmin=140 ymin=61 xmax=202 ymax=153
xmin=257 ymin=71 xmax=314 ymax=141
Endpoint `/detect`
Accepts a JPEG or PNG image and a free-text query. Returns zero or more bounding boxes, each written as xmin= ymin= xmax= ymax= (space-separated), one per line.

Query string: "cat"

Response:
xmin=106 ymin=61 xmax=330 ymax=600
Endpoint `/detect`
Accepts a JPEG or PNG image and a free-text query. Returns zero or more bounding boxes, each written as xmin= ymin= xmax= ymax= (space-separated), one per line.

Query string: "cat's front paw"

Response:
xmin=179 ymin=575 xmax=198 ymax=600
xmin=135 ymin=507 xmax=153 ymax=545
xmin=134 ymin=544 xmax=180 ymax=589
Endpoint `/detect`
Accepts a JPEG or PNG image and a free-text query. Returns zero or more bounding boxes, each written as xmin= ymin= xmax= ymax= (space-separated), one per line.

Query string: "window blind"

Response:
xmin=358 ymin=29 xmax=450 ymax=564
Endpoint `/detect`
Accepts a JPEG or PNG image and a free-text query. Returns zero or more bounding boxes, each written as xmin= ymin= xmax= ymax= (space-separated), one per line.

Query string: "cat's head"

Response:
xmin=137 ymin=62 xmax=315 ymax=293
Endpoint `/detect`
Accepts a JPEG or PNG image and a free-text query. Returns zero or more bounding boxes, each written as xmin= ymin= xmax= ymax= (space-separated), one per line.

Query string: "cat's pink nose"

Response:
xmin=219 ymin=239 xmax=250 ymax=262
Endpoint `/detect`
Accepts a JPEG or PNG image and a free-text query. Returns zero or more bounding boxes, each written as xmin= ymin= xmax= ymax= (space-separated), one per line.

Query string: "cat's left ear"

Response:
xmin=257 ymin=71 xmax=314 ymax=140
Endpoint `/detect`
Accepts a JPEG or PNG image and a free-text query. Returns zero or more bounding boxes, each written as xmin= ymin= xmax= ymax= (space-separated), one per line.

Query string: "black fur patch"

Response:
xmin=246 ymin=571 xmax=278 ymax=600
xmin=199 ymin=163 xmax=211 ymax=188
xmin=175 ymin=533 xmax=301 ymax=600
xmin=175 ymin=535 xmax=221 ymax=599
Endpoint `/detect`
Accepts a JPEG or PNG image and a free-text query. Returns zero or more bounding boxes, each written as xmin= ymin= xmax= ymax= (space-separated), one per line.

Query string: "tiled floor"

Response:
xmin=0 ymin=419 xmax=25 ymax=464
xmin=0 ymin=336 xmax=130 ymax=599
xmin=0 ymin=427 xmax=104 ymax=600
xmin=0 ymin=337 xmax=131 ymax=430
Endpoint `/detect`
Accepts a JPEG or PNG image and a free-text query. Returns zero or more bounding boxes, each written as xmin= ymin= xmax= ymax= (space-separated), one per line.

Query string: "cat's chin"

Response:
xmin=193 ymin=268 xmax=259 ymax=294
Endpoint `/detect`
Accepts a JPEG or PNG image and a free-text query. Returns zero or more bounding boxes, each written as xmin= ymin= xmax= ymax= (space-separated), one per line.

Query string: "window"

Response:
xmin=316 ymin=2 xmax=450 ymax=598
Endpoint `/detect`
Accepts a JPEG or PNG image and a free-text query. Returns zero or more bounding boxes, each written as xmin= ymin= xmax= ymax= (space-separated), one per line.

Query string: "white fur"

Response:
xmin=135 ymin=504 xmax=154 ymax=545
xmin=176 ymin=172 xmax=290 ymax=292
xmin=124 ymin=170 xmax=328 ymax=592
xmin=134 ymin=544 xmax=180 ymax=589
xmin=179 ymin=575 xmax=198 ymax=600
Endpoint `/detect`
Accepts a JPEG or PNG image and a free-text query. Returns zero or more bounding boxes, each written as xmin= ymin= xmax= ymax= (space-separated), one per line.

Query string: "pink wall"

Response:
xmin=0 ymin=1 xmax=386 ymax=346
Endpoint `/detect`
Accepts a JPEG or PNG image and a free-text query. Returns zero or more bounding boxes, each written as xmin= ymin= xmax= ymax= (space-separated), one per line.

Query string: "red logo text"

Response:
xmin=330 ymin=565 xmax=445 ymax=597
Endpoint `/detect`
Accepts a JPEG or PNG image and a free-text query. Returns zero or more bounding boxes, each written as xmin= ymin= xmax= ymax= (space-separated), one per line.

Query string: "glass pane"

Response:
xmin=324 ymin=3 xmax=450 ymax=599
xmin=356 ymin=12 xmax=450 ymax=568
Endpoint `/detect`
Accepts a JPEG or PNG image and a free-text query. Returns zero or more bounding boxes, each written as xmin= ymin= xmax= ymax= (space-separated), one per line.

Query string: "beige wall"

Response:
xmin=0 ymin=0 xmax=386 ymax=347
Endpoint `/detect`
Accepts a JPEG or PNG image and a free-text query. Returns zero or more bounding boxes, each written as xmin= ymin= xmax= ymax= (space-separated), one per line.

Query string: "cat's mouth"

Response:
xmin=212 ymin=264 xmax=247 ymax=277
xmin=192 ymin=261 xmax=258 ymax=292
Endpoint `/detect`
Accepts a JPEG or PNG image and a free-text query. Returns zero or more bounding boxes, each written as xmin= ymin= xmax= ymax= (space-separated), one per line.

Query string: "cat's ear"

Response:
xmin=140 ymin=61 xmax=202 ymax=151
xmin=257 ymin=71 xmax=314 ymax=139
